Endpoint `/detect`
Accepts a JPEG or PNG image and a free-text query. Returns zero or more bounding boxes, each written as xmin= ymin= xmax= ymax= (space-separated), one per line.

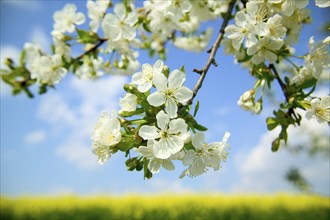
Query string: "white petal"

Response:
xmin=192 ymin=132 xmax=205 ymax=149
xmin=108 ymin=26 xmax=122 ymax=41
xmin=125 ymin=12 xmax=138 ymax=26
xmin=74 ymin=12 xmax=86 ymax=25
xmin=142 ymin=63 xmax=152 ymax=74
xmin=189 ymin=157 xmax=205 ymax=176
xmin=122 ymin=26 xmax=136 ymax=41
xmin=114 ymin=3 xmax=126 ymax=20
xmin=137 ymin=81 xmax=153 ymax=93
xmin=131 ymin=71 xmax=144 ymax=84
xmin=147 ymin=91 xmax=166 ymax=107
xmin=162 ymin=159 xmax=175 ymax=171
xmin=139 ymin=125 xmax=159 ymax=140
xmin=153 ymin=73 xmax=167 ymax=91
xmin=153 ymin=139 xmax=172 ymax=159
xmin=165 ymin=98 xmax=178 ymax=118
xmin=153 ymin=60 xmax=164 ymax=74
xmin=168 ymin=118 xmax=187 ymax=134
xmin=148 ymin=159 xmax=161 ymax=174
xmin=156 ymin=110 xmax=170 ymax=131
xmin=135 ymin=146 xmax=153 ymax=158
xmin=174 ymin=86 xmax=193 ymax=103
xmin=168 ymin=69 xmax=185 ymax=89
xmin=182 ymin=150 xmax=196 ymax=166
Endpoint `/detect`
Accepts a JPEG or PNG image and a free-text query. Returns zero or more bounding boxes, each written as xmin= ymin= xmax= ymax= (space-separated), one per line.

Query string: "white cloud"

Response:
xmin=233 ymin=117 xmax=330 ymax=194
xmin=24 ymin=130 xmax=46 ymax=145
xmin=3 ymin=0 xmax=41 ymax=11
xmin=37 ymin=75 xmax=128 ymax=170
xmin=30 ymin=26 xmax=50 ymax=51
xmin=213 ymin=107 xmax=230 ymax=116
xmin=149 ymin=178 xmax=192 ymax=193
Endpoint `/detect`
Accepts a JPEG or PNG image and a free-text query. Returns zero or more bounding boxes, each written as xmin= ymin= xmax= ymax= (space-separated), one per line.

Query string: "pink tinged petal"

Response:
xmin=156 ymin=110 xmax=170 ymax=131
xmin=153 ymin=60 xmax=164 ymax=74
xmin=174 ymin=86 xmax=193 ymax=103
xmin=153 ymin=73 xmax=167 ymax=91
xmin=148 ymin=159 xmax=161 ymax=174
xmin=74 ymin=12 xmax=86 ymax=25
xmin=168 ymin=69 xmax=185 ymax=89
xmin=125 ymin=13 xmax=138 ymax=26
xmin=182 ymin=150 xmax=196 ymax=166
xmin=137 ymin=81 xmax=153 ymax=93
xmin=139 ymin=125 xmax=159 ymax=140
xmin=165 ymin=98 xmax=178 ymax=118
xmin=192 ymin=132 xmax=205 ymax=149
xmin=147 ymin=91 xmax=166 ymax=106
xmin=114 ymin=3 xmax=126 ymax=20
xmin=162 ymin=159 xmax=175 ymax=171
xmin=168 ymin=118 xmax=187 ymax=134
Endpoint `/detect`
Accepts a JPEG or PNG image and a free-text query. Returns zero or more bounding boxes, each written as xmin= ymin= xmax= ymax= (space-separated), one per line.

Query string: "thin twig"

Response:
xmin=74 ymin=38 xmax=107 ymax=60
xmin=187 ymin=0 xmax=236 ymax=105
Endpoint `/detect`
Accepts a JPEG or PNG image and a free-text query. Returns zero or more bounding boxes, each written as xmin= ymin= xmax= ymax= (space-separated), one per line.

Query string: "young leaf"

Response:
xmin=193 ymin=100 xmax=200 ymax=117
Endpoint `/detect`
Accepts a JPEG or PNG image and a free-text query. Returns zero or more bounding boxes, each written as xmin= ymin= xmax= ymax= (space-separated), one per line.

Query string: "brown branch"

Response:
xmin=74 ymin=38 xmax=107 ymax=60
xmin=186 ymin=0 xmax=236 ymax=105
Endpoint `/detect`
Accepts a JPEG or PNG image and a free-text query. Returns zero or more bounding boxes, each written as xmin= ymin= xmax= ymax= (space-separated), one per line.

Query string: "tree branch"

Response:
xmin=74 ymin=38 xmax=107 ymax=61
xmin=186 ymin=0 xmax=236 ymax=105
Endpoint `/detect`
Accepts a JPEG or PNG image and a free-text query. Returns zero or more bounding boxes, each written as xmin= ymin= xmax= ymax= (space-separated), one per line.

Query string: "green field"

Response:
xmin=1 ymin=194 xmax=329 ymax=220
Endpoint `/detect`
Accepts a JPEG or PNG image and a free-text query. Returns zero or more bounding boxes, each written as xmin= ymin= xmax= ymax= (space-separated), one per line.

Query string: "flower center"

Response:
xmin=160 ymin=131 xmax=169 ymax=139
xmin=165 ymin=89 xmax=175 ymax=98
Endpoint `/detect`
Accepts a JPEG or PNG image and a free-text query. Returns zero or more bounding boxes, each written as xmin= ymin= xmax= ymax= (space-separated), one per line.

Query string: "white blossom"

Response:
xmin=306 ymin=96 xmax=330 ymax=123
xmin=119 ymin=93 xmax=137 ymax=112
xmin=92 ymin=111 xmax=122 ymax=164
xmin=180 ymin=132 xmax=230 ymax=178
xmin=131 ymin=60 xmax=164 ymax=93
xmin=247 ymin=38 xmax=283 ymax=64
xmin=30 ymin=54 xmax=67 ymax=85
xmin=53 ymin=4 xmax=86 ymax=33
xmin=315 ymin=0 xmax=330 ymax=7
xmin=75 ymin=56 xmax=105 ymax=79
xmin=87 ymin=0 xmax=110 ymax=32
xmin=280 ymin=0 xmax=309 ymax=16
xmin=138 ymin=110 xmax=188 ymax=159
xmin=174 ymin=28 xmax=213 ymax=52
xmin=147 ymin=69 xmax=193 ymax=118
xmin=135 ymin=140 xmax=175 ymax=174
xmin=101 ymin=3 xmax=138 ymax=41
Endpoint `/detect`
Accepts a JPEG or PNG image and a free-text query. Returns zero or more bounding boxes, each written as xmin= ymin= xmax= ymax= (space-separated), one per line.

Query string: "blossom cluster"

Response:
xmin=91 ymin=60 xmax=230 ymax=178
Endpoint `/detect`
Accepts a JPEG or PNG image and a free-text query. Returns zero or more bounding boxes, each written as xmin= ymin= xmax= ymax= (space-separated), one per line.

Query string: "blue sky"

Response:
xmin=0 ymin=0 xmax=329 ymax=196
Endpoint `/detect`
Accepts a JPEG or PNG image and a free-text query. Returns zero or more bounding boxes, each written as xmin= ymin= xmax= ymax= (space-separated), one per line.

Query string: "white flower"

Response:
xmin=148 ymin=6 xmax=180 ymax=39
xmin=147 ymin=69 xmax=193 ymax=118
xmin=53 ymin=4 xmax=86 ymax=33
xmin=315 ymin=0 xmax=330 ymax=7
xmin=31 ymin=54 xmax=67 ymax=85
xmin=119 ymin=93 xmax=137 ymax=112
xmin=266 ymin=14 xmax=287 ymax=41
xmin=305 ymin=36 xmax=330 ymax=78
xmin=131 ymin=60 xmax=164 ymax=93
xmin=225 ymin=11 xmax=258 ymax=50
xmin=53 ymin=39 xmax=71 ymax=62
xmin=87 ymin=0 xmax=110 ymax=32
xmin=180 ymin=132 xmax=230 ymax=178
xmin=306 ymin=96 xmax=330 ymax=123
xmin=75 ymin=56 xmax=104 ymax=79
xmin=173 ymin=28 xmax=213 ymax=52
xmin=281 ymin=0 xmax=309 ymax=16
xmin=92 ymin=111 xmax=122 ymax=164
xmin=138 ymin=110 xmax=188 ymax=159
xmin=247 ymin=38 xmax=283 ymax=65
xmin=135 ymin=140 xmax=175 ymax=174
xmin=101 ymin=3 xmax=138 ymax=41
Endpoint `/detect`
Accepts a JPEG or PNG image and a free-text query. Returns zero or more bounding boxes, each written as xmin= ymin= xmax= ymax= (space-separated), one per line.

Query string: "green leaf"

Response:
xmin=115 ymin=135 xmax=141 ymax=152
xmin=180 ymin=66 xmax=186 ymax=73
xmin=193 ymin=101 xmax=200 ymax=117
xmin=271 ymin=138 xmax=280 ymax=152
xmin=194 ymin=123 xmax=208 ymax=131
xmin=76 ymin=29 xmax=99 ymax=44
xmin=143 ymin=158 xmax=152 ymax=179
xmin=19 ymin=50 xmax=26 ymax=66
xmin=266 ymin=117 xmax=278 ymax=130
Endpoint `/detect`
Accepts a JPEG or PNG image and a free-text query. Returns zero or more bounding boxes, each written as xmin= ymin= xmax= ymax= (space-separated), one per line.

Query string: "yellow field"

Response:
xmin=1 ymin=194 xmax=329 ymax=220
